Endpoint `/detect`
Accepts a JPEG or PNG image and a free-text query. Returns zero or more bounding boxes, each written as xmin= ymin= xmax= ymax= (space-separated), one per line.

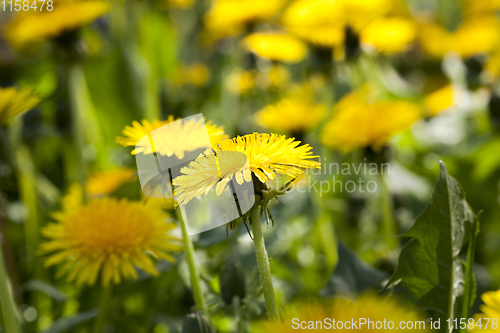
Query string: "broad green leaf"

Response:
xmin=320 ymin=242 xmax=387 ymax=298
xmin=386 ymin=161 xmax=475 ymax=331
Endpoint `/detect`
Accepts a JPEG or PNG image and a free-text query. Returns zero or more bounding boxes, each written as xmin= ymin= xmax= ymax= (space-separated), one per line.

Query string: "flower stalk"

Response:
xmin=0 ymin=194 xmax=21 ymax=333
xmin=176 ymin=206 xmax=207 ymax=313
xmin=92 ymin=286 xmax=112 ymax=333
xmin=249 ymin=200 xmax=280 ymax=321
xmin=380 ymin=175 xmax=398 ymax=250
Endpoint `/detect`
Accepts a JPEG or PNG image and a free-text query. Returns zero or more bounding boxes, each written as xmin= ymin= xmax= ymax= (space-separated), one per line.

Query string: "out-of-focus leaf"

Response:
xmin=320 ymin=242 xmax=387 ymax=298
xmin=138 ymin=11 xmax=177 ymax=78
xmin=41 ymin=309 xmax=99 ymax=333
xmin=386 ymin=161 xmax=475 ymax=330
xmin=23 ymin=280 xmax=68 ymax=303
xmin=471 ymin=136 xmax=500 ymax=181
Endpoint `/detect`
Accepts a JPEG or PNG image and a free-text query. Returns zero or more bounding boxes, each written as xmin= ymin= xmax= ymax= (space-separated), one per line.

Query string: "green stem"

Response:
xmin=317 ymin=212 xmax=338 ymax=272
xmin=0 ymin=195 xmax=21 ymax=333
xmin=67 ymin=65 xmax=89 ymax=189
xmin=176 ymin=206 xmax=207 ymax=313
xmin=249 ymin=203 xmax=280 ymax=322
xmin=92 ymin=286 xmax=112 ymax=333
xmin=380 ymin=175 xmax=398 ymax=250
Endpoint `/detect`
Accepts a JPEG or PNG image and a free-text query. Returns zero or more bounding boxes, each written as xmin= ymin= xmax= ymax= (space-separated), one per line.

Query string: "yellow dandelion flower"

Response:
xmin=173 ymin=133 xmax=321 ymax=205
xmin=0 ymin=87 xmax=40 ymax=124
xmin=361 ymin=17 xmax=417 ymax=54
xmin=424 ymin=85 xmax=455 ymax=116
xmin=5 ymin=0 xmax=110 ymax=45
xmin=226 ymin=69 xmax=256 ymax=95
xmin=255 ymin=98 xmax=326 ymax=133
xmin=86 ymin=168 xmax=136 ymax=197
xmin=116 ymin=116 xmax=229 ymax=157
xmin=40 ymin=193 xmax=182 ymax=287
xmin=243 ymin=32 xmax=308 ymax=63
xmin=418 ymin=17 xmax=500 ymax=58
xmin=281 ymin=0 xmax=346 ymax=48
xmin=255 ymin=293 xmax=430 ymax=332
xmin=320 ymin=89 xmax=421 ymax=153
xmin=171 ymin=63 xmax=211 ymax=87
xmin=205 ymin=0 xmax=284 ymax=38
xmin=468 ymin=290 xmax=500 ymax=333
xmin=281 ymin=0 xmax=394 ymax=49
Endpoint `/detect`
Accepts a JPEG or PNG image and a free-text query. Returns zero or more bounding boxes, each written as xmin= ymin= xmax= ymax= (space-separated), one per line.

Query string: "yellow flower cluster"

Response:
xmin=282 ymin=0 xmax=416 ymax=55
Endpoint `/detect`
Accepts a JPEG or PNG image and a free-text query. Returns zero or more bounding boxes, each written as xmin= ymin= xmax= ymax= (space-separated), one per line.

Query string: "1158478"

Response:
xmin=1 ymin=0 xmax=53 ymax=11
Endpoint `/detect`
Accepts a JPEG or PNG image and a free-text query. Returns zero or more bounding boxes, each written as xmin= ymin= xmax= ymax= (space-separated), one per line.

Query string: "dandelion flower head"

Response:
xmin=173 ymin=133 xmax=321 ymax=205
xmin=320 ymin=88 xmax=421 ymax=153
xmin=40 ymin=186 xmax=182 ymax=286
xmin=116 ymin=115 xmax=229 ymax=158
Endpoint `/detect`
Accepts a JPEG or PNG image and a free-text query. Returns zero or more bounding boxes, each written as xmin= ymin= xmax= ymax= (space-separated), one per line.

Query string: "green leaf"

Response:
xmin=386 ymin=161 xmax=475 ymax=331
xmin=23 ymin=280 xmax=68 ymax=303
xmin=41 ymin=309 xmax=99 ymax=333
xmin=320 ymin=242 xmax=387 ymax=298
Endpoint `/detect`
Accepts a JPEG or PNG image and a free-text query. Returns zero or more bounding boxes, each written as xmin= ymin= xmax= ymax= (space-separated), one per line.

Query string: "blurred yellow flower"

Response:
xmin=226 ymin=69 xmax=256 ymax=94
xmin=255 ymin=293 xmax=430 ymax=332
xmin=0 ymin=87 xmax=40 ymax=124
xmin=424 ymin=85 xmax=455 ymax=116
xmin=469 ymin=290 xmax=500 ymax=333
xmin=321 ymin=89 xmax=421 ymax=153
xmin=419 ymin=17 xmax=500 ymax=58
xmin=116 ymin=116 xmax=228 ymax=157
xmin=361 ymin=17 xmax=417 ymax=54
xmin=171 ymin=63 xmax=211 ymax=87
xmin=258 ymin=65 xmax=291 ymax=90
xmin=5 ymin=0 xmax=110 ymax=45
xmin=205 ymin=0 xmax=284 ymax=38
xmin=282 ymin=0 xmax=397 ymax=49
xmin=243 ymin=32 xmax=308 ymax=63
xmin=255 ymin=98 xmax=326 ymax=133
xmin=86 ymin=168 xmax=136 ymax=197
xmin=173 ymin=133 xmax=320 ymax=205
xmin=40 ymin=192 xmax=182 ymax=286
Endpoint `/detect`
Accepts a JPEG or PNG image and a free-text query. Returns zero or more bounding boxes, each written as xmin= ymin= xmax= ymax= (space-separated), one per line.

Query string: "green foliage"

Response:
xmin=386 ymin=161 xmax=476 ymax=327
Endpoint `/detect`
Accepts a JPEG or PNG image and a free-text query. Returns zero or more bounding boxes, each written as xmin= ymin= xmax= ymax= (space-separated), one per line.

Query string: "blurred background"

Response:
xmin=1 ymin=0 xmax=500 ymax=332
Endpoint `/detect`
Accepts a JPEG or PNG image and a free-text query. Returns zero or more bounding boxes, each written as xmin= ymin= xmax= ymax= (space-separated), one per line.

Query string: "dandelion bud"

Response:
xmin=181 ymin=312 xmax=216 ymax=333
xmin=219 ymin=260 xmax=247 ymax=304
